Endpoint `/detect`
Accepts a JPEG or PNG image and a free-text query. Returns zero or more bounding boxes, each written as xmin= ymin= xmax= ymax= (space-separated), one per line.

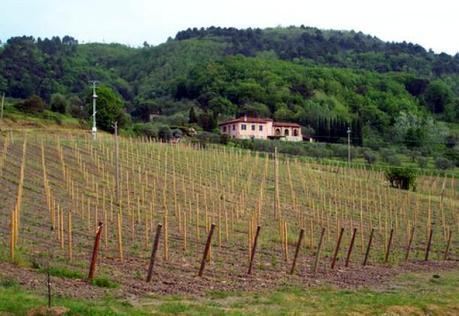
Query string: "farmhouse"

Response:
xmin=219 ymin=116 xmax=302 ymax=142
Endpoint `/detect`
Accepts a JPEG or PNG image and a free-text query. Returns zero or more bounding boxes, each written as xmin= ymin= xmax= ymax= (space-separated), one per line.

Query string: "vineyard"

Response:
xmin=0 ymin=129 xmax=458 ymax=297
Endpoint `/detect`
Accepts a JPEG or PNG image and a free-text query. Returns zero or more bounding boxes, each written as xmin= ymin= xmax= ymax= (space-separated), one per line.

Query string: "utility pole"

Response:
xmin=347 ymin=127 xmax=351 ymax=165
xmin=89 ymin=81 xmax=98 ymax=140
xmin=1 ymin=93 xmax=5 ymax=120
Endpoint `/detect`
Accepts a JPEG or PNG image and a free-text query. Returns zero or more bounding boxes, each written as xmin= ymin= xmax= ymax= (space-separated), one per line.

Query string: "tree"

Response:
xmin=435 ymin=157 xmax=453 ymax=170
xmin=424 ymin=81 xmax=453 ymax=113
xmin=50 ymin=93 xmax=68 ymax=114
xmin=363 ymin=150 xmax=377 ymax=165
xmin=198 ymin=111 xmax=217 ymax=131
xmin=385 ymin=167 xmax=417 ymax=190
xmin=0 ymin=75 xmax=6 ymax=93
xmin=158 ymin=125 xmax=172 ymax=141
xmin=189 ymin=106 xmax=198 ymax=123
xmin=86 ymin=85 xmax=126 ymax=132
xmin=18 ymin=95 xmax=45 ymax=113
xmin=68 ymin=96 xmax=84 ymax=118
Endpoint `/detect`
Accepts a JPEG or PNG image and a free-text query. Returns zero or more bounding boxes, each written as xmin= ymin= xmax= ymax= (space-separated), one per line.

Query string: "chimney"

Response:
xmin=244 ymin=114 xmax=247 ymax=122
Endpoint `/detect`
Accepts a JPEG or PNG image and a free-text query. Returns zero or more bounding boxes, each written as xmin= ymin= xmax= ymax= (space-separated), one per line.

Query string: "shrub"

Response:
xmin=220 ymin=133 xmax=231 ymax=145
xmin=363 ymin=150 xmax=377 ymax=165
xmin=385 ymin=167 xmax=417 ymax=190
xmin=158 ymin=126 xmax=172 ymax=141
xmin=417 ymin=156 xmax=429 ymax=168
xmin=435 ymin=157 xmax=453 ymax=170
xmin=50 ymin=93 xmax=68 ymax=114
xmin=133 ymin=123 xmax=158 ymax=138
xmin=443 ymin=148 xmax=459 ymax=167
xmin=17 ymin=95 xmax=46 ymax=113
xmin=381 ymin=148 xmax=401 ymax=166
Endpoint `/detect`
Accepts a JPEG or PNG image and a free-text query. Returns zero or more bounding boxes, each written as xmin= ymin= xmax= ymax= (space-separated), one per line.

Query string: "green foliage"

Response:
xmin=435 ymin=157 xmax=453 ymax=170
xmin=86 ymin=85 xmax=126 ymax=132
xmin=188 ymin=106 xmax=197 ymax=123
xmin=363 ymin=150 xmax=377 ymax=165
xmin=385 ymin=167 xmax=417 ymax=190
xmin=91 ymin=276 xmax=118 ymax=288
xmin=198 ymin=111 xmax=217 ymax=131
xmin=158 ymin=125 xmax=172 ymax=141
xmin=417 ymin=156 xmax=429 ymax=168
xmin=424 ymin=80 xmax=454 ymax=114
xmin=0 ymin=30 xmax=458 ymax=160
xmin=40 ymin=266 xmax=84 ymax=280
xmin=17 ymin=95 xmax=46 ymax=113
xmin=50 ymin=93 xmax=68 ymax=114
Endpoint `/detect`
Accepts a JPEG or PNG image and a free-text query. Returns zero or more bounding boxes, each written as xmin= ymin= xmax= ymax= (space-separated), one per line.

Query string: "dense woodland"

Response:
xmin=0 ymin=26 xmax=458 ymax=168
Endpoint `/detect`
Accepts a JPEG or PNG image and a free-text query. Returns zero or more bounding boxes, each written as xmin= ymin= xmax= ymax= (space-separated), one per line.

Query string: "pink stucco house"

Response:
xmin=219 ymin=116 xmax=302 ymax=142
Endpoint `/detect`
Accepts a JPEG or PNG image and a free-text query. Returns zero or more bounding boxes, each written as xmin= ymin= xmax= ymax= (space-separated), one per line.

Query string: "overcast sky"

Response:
xmin=1 ymin=0 xmax=457 ymax=54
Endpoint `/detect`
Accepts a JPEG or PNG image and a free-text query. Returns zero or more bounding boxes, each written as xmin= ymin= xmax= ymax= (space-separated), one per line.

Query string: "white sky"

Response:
xmin=1 ymin=0 xmax=458 ymax=54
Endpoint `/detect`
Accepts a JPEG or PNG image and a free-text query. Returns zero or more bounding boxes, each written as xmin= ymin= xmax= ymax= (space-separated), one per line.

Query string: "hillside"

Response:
xmin=0 ymin=131 xmax=457 ymax=307
xmin=0 ymin=26 xmax=458 ymax=167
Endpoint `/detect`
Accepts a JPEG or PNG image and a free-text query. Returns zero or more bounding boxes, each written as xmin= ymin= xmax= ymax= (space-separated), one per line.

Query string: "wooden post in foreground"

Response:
xmin=248 ymin=226 xmax=261 ymax=275
xmin=424 ymin=228 xmax=433 ymax=261
xmin=444 ymin=230 xmax=452 ymax=260
xmin=88 ymin=222 xmax=103 ymax=282
xmin=198 ymin=224 xmax=216 ymax=277
xmin=290 ymin=228 xmax=304 ymax=275
xmin=405 ymin=227 xmax=415 ymax=262
xmin=331 ymin=227 xmax=344 ymax=269
xmin=312 ymin=228 xmax=325 ymax=275
xmin=362 ymin=228 xmax=374 ymax=266
xmin=345 ymin=228 xmax=357 ymax=267
xmin=384 ymin=228 xmax=394 ymax=263
xmin=146 ymin=224 xmax=162 ymax=282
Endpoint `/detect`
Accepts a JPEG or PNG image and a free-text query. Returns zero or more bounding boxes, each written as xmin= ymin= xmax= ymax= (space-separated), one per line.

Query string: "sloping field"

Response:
xmin=0 ymin=129 xmax=457 ymax=298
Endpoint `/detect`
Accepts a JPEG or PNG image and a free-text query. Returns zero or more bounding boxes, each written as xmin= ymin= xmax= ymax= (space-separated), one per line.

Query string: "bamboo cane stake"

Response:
xmin=68 ymin=210 xmax=73 ymax=261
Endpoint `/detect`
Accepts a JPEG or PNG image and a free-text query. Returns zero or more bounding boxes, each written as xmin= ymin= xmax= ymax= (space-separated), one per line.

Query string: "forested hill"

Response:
xmin=175 ymin=26 xmax=459 ymax=76
xmin=0 ymin=26 xmax=458 ymax=154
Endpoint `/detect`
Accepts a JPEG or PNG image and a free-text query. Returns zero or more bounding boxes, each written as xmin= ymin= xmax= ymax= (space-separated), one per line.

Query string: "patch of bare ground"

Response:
xmin=1 ymin=259 xmax=458 ymax=300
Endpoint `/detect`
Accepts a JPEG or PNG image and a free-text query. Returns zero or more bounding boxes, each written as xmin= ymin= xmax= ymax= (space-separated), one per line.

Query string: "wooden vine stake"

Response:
xmin=443 ymin=229 xmax=452 ymax=260
xmin=424 ymin=228 xmax=433 ymax=261
xmin=290 ymin=228 xmax=304 ymax=275
xmin=68 ymin=210 xmax=73 ymax=261
xmin=362 ymin=228 xmax=375 ymax=266
xmin=345 ymin=228 xmax=357 ymax=267
xmin=405 ymin=227 xmax=415 ymax=262
xmin=247 ymin=226 xmax=261 ymax=275
xmin=331 ymin=227 xmax=344 ymax=269
xmin=88 ymin=222 xmax=103 ymax=282
xmin=312 ymin=228 xmax=326 ymax=275
xmin=10 ymin=136 xmax=27 ymax=260
xmin=384 ymin=228 xmax=394 ymax=263
xmin=146 ymin=224 xmax=162 ymax=282
xmin=117 ymin=208 xmax=124 ymax=262
xmin=198 ymin=224 xmax=216 ymax=277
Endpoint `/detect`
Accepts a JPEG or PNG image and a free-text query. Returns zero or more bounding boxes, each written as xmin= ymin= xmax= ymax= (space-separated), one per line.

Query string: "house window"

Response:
xmin=259 ymin=125 xmax=263 ymax=131
xmin=223 ymin=126 xmax=227 ymax=132
xmin=293 ymin=129 xmax=298 ymax=136
xmin=251 ymin=124 xmax=255 ymax=131
xmin=275 ymin=128 xmax=281 ymax=136
xmin=241 ymin=124 xmax=247 ymax=130
xmin=232 ymin=124 xmax=235 ymax=131
xmin=285 ymin=129 xmax=289 ymax=136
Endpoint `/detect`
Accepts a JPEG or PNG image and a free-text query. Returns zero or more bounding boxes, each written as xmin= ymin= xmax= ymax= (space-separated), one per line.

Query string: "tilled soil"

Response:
xmin=1 ymin=260 xmax=458 ymax=300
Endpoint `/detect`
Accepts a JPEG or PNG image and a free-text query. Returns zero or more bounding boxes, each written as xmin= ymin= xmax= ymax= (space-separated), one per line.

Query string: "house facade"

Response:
xmin=219 ymin=116 xmax=302 ymax=142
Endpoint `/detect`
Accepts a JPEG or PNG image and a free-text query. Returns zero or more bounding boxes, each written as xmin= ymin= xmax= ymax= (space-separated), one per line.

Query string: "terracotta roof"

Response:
xmin=273 ymin=122 xmax=301 ymax=128
xmin=219 ymin=117 xmax=273 ymax=126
